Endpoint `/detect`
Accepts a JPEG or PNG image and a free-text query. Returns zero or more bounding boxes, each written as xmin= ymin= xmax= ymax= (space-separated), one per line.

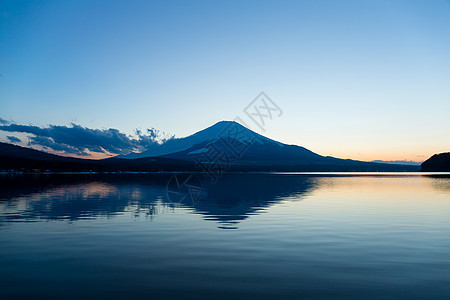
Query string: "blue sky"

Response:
xmin=1 ymin=0 xmax=449 ymax=161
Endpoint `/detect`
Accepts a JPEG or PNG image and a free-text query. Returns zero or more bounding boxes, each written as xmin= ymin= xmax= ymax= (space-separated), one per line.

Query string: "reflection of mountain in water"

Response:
xmin=189 ymin=174 xmax=318 ymax=229
xmin=423 ymin=174 xmax=450 ymax=192
xmin=0 ymin=174 xmax=319 ymax=228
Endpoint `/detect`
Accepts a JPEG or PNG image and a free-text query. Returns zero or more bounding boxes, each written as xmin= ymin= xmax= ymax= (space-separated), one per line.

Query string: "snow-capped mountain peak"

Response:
xmin=189 ymin=121 xmax=280 ymax=145
xmin=120 ymin=120 xmax=282 ymax=159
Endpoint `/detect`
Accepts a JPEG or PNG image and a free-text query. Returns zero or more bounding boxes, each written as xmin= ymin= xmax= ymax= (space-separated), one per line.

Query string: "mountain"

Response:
xmin=371 ymin=160 xmax=421 ymax=166
xmin=421 ymin=153 xmax=450 ymax=171
xmin=0 ymin=121 xmax=421 ymax=172
xmin=119 ymin=121 xmax=285 ymax=159
xmin=144 ymin=121 xmax=320 ymax=161
xmin=120 ymin=121 xmax=419 ymax=171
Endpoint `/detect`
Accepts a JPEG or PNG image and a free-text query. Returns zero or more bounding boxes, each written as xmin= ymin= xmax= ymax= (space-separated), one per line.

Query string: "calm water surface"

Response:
xmin=1 ymin=173 xmax=450 ymax=299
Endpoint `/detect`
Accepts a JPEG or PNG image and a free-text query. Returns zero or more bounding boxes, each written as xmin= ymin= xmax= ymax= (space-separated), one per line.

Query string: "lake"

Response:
xmin=1 ymin=173 xmax=450 ymax=299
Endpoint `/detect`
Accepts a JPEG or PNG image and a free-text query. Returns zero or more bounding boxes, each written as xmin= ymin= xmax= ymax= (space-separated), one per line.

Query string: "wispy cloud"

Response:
xmin=6 ymin=136 xmax=21 ymax=143
xmin=0 ymin=121 xmax=171 ymax=157
xmin=0 ymin=118 xmax=10 ymax=125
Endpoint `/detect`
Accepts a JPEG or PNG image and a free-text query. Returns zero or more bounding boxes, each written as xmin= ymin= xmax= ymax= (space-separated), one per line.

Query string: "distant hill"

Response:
xmin=371 ymin=160 xmax=421 ymax=166
xmin=421 ymin=153 xmax=450 ymax=171
xmin=0 ymin=142 xmax=196 ymax=172
xmin=0 ymin=142 xmax=90 ymax=171
xmin=0 ymin=142 xmax=66 ymax=161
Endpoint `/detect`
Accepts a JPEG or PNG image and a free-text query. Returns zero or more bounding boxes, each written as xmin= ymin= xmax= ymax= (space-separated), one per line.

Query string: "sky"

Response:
xmin=0 ymin=0 xmax=449 ymax=161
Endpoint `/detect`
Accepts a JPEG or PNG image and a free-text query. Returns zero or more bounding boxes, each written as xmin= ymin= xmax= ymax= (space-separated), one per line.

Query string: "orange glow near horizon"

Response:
xmin=5 ymin=137 xmax=436 ymax=163
xmin=45 ymin=150 xmax=114 ymax=160
xmin=48 ymin=149 xmax=427 ymax=163
xmin=305 ymin=146 xmax=440 ymax=164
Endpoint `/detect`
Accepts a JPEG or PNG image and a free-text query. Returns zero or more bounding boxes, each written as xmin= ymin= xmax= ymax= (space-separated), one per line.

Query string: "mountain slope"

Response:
xmin=0 ymin=142 xmax=68 ymax=161
xmin=421 ymin=153 xmax=450 ymax=171
xmin=0 ymin=142 xmax=97 ymax=171
xmin=160 ymin=140 xmax=419 ymax=171
xmin=0 ymin=142 xmax=197 ymax=172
